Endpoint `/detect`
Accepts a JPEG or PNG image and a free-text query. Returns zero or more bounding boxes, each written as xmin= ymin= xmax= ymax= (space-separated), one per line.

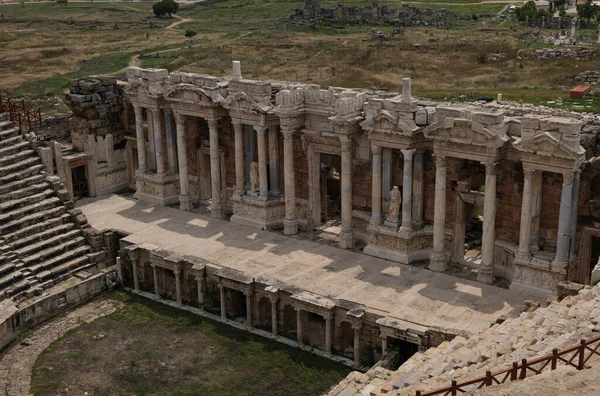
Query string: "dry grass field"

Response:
xmin=0 ymin=0 xmax=599 ymax=112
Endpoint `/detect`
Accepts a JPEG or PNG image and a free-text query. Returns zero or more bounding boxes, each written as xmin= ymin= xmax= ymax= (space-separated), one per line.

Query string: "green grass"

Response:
xmin=30 ymin=292 xmax=351 ymax=396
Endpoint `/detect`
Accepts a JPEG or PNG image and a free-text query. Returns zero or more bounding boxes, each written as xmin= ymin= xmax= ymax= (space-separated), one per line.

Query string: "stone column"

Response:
xmin=478 ymin=162 xmax=498 ymax=284
xmin=530 ymin=171 xmax=543 ymax=249
xmin=245 ymin=292 xmax=252 ymax=327
xmin=370 ymin=144 xmax=383 ymax=226
xmin=269 ymin=126 xmax=280 ymax=195
xmin=152 ymin=264 xmax=160 ymax=298
xmin=382 ymin=148 xmax=392 ymax=204
xmin=269 ymin=295 xmax=278 ymax=337
xmin=219 ymin=283 xmax=226 ymax=320
xmin=254 ymin=126 xmax=269 ymax=199
xmin=233 ymin=123 xmax=245 ymax=199
xmin=165 ymin=109 xmax=177 ymax=173
xmin=282 ymin=127 xmax=298 ymax=235
xmin=570 ymin=170 xmax=581 ymax=256
xmin=352 ymin=323 xmax=361 ymax=367
xmin=324 ymin=314 xmax=332 ymax=355
xmin=340 ymin=137 xmax=354 ymax=249
xmin=208 ymin=118 xmax=223 ymax=219
xmin=196 ymin=276 xmax=204 ymax=310
xmin=133 ymin=105 xmax=147 ymax=172
xmin=174 ymin=268 xmax=182 ymax=305
xmin=518 ymin=168 xmax=536 ymax=258
xmin=147 ymin=109 xmax=156 ymax=170
xmin=412 ymin=150 xmax=425 ymax=228
xmin=381 ymin=336 xmax=388 ymax=356
xmin=151 ymin=109 xmax=165 ymax=175
xmin=553 ymin=171 xmax=575 ymax=267
xmin=429 ymin=155 xmax=447 ymax=272
xmin=131 ymin=255 xmax=140 ymax=291
xmin=295 ymin=307 xmax=303 ymax=347
xmin=174 ymin=113 xmax=191 ymax=211
xmin=400 ymin=148 xmax=416 ymax=231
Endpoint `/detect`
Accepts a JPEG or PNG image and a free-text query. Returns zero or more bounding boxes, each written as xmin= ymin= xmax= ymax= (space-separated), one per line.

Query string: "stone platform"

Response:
xmin=77 ymin=194 xmax=537 ymax=335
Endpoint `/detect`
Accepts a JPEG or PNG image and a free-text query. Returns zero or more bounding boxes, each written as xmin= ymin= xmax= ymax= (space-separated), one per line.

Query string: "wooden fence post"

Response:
xmin=510 ymin=362 xmax=518 ymax=381
xmin=552 ymin=348 xmax=558 ymax=370
xmin=578 ymin=339 xmax=586 ymax=370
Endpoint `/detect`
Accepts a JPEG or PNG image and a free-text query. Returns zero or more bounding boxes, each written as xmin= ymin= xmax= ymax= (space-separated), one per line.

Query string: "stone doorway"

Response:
xmin=335 ymin=321 xmax=354 ymax=359
xmin=224 ymin=289 xmax=247 ymax=321
xmin=256 ymin=297 xmax=272 ymax=332
xmin=452 ymin=173 xmax=485 ymax=269
xmin=313 ymin=153 xmax=343 ymax=243
xmin=280 ymin=304 xmax=297 ymax=340
xmin=388 ymin=338 xmax=419 ymax=369
xmin=71 ymin=165 xmax=89 ymax=199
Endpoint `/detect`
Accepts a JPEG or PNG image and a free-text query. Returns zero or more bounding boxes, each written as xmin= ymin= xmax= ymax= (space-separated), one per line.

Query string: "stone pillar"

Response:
xmin=553 ymin=171 xmax=575 ymax=267
xmin=196 ymin=276 xmax=204 ymax=309
xmin=324 ymin=314 xmax=332 ymax=355
xmin=352 ymin=323 xmax=361 ymax=367
xmin=478 ymin=162 xmax=498 ymax=284
xmin=175 ymin=113 xmax=191 ymax=211
xmin=147 ymin=109 xmax=156 ymax=170
xmin=165 ymin=109 xmax=177 ymax=173
xmin=295 ymin=307 xmax=303 ymax=347
xmin=518 ymin=168 xmax=535 ymax=258
xmin=131 ymin=256 xmax=139 ymax=291
xmin=570 ymin=170 xmax=581 ymax=256
xmin=412 ymin=150 xmax=425 ymax=228
xmin=400 ymin=148 xmax=416 ymax=231
xmin=219 ymin=283 xmax=226 ymax=320
xmin=429 ymin=155 xmax=447 ymax=272
xmin=268 ymin=126 xmax=280 ymax=195
xmin=340 ymin=137 xmax=354 ymax=249
xmin=152 ymin=264 xmax=160 ymax=298
xmin=174 ymin=268 xmax=182 ymax=305
xmin=254 ymin=126 xmax=269 ymax=199
xmin=133 ymin=105 xmax=147 ymax=172
xmin=245 ymin=292 xmax=252 ymax=327
xmin=370 ymin=144 xmax=383 ymax=226
xmin=381 ymin=336 xmax=388 ymax=356
xmin=530 ymin=171 xmax=543 ymax=249
xmin=282 ymin=127 xmax=298 ymax=235
xmin=233 ymin=123 xmax=245 ymax=199
xmin=208 ymin=118 xmax=223 ymax=219
xmin=269 ymin=296 xmax=278 ymax=337
xmin=402 ymin=78 xmax=412 ymax=102
xmin=151 ymin=109 xmax=165 ymax=175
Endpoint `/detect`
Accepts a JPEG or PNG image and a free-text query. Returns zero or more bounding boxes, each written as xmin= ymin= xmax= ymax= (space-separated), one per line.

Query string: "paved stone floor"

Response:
xmin=0 ymin=299 xmax=121 ymax=396
xmin=78 ymin=195 xmax=537 ymax=335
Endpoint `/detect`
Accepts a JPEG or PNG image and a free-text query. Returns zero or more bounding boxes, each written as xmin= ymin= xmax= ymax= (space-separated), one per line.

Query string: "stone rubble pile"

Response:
xmin=574 ymin=71 xmax=600 ymax=87
xmin=329 ymin=284 xmax=600 ymax=395
xmin=517 ymin=48 xmax=598 ymax=60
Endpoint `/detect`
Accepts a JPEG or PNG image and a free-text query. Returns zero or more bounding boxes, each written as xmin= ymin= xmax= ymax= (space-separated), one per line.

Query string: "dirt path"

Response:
xmin=166 ymin=14 xmax=192 ymax=30
xmin=0 ymin=299 xmax=122 ymax=396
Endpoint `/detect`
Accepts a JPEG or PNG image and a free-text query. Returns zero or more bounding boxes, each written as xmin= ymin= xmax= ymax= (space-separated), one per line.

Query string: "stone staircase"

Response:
xmin=0 ymin=112 xmax=99 ymax=301
xmin=329 ymin=285 xmax=600 ymax=396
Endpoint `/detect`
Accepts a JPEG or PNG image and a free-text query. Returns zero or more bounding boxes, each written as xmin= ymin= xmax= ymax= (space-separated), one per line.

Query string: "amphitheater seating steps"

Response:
xmin=0 ymin=112 xmax=101 ymax=301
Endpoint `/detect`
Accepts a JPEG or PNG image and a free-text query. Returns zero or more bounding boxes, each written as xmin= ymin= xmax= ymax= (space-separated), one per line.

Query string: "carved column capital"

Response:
xmin=232 ymin=122 xmax=243 ymax=134
xmin=434 ymin=154 xmax=446 ymax=168
xmin=174 ymin=112 xmax=185 ymax=126
xmin=371 ymin=144 xmax=383 ymax=156
xmin=206 ymin=117 xmax=219 ymax=131
xmin=281 ymin=128 xmax=295 ymax=140
xmin=340 ymin=137 xmax=353 ymax=153
xmin=400 ymin=148 xmax=416 ymax=160
xmin=484 ymin=162 xmax=499 ymax=176
xmin=253 ymin=125 xmax=266 ymax=136
xmin=563 ymin=171 xmax=575 ymax=186
xmin=523 ymin=167 xmax=536 ymax=179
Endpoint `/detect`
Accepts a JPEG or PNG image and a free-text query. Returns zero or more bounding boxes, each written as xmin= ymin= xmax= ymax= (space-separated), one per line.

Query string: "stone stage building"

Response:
xmin=102 ymin=63 xmax=597 ymax=299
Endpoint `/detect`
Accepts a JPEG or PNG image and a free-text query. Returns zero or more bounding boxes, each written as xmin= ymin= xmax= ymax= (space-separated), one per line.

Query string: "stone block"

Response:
xmin=472 ymin=111 xmax=504 ymax=126
xmin=141 ymin=68 xmax=169 ymax=82
xmin=415 ymin=109 xmax=428 ymax=126
xmin=127 ymin=66 xmax=142 ymax=78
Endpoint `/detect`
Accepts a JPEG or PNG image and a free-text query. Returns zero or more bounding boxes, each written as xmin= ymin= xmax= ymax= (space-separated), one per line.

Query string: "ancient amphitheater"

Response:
xmin=2 ymin=63 xmax=600 ymax=395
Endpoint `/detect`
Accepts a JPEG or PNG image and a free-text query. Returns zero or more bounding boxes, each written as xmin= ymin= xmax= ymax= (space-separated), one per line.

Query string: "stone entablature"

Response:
xmin=110 ymin=64 xmax=595 ymax=296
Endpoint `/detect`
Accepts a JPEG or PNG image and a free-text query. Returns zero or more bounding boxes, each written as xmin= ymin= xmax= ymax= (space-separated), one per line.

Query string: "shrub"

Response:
xmin=184 ymin=29 xmax=197 ymax=38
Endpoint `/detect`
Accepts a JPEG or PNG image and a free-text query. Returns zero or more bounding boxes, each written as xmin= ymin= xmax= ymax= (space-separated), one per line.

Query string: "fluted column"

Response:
xmin=269 ymin=126 xmax=280 ymax=195
xmin=478 ymin=162 xmax=498 ymax=284
xmin=152 ymin=264 xmax=160 ymax=298
xmin=208 ymin=118 xmax=223 ymax=219
xmin=269 ymin=295 xmax=278 ymax=337
xmin=518 ymin=168 xmax=536 ymax=258
xmin=370 ymin=144 xmax=383 ymax=226
xmin=324 ymin=314 xmax=332 ymax=355
xmin=133 ymin=105 xmax=147 ymax=172
xmin=196 ymin=275 xmax=204 ymax=309
xmin=147 ymin=110 xmax=156 ymax=170
xmin=352 ymin=322 xmax=361 ymax=367
xmin=151 ymin=109 xmax=165 ymax=175
xmin=254 ymin=126 xmax=269 ymax=199
xmin=429 ymin=155 xmax=447 ymax=272
xmin=174 ymin=268 xmax=182 ymax=305
xmin=174 ymin=113 xmax=191 ymax=211
xmin=553 ymin=171 xmax=575 ymax=267
xmin=340 ymin=137 xmax=354 ymax=249
xmin=400 ymin=148 xmax=416 ymax=231
xmin=233 ymin=122 xmax=245 ymax=199
xmin=282 ymin=127 xmax=298 ymax=235
xmin=165 ymin=109 xmax=177 ymax=173
xmin=412 ymin=149 xmax=425 ymax=228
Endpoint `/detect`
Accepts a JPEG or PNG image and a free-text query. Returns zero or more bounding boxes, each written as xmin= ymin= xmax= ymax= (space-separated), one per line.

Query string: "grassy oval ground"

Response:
xmin=30 ymin=292 xmax=351 ymax=396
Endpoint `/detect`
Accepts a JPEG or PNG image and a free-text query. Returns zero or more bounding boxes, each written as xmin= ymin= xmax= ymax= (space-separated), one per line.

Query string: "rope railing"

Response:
xmin=0 ymin=94 xmax=43 ymax=134
xmin=415 ymin=335 xmax=600 ymax=396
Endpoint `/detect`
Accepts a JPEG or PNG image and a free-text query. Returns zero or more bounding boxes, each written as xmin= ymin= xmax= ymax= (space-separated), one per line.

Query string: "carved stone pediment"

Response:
xmin=124 ymin=79 xmax=151 ymax=98
xmin=424 ymin=119 xmax=508 ymax=149
xmin=222 ymin=91 xmax=272 ymax=114
xmin=373 ymin=110 xmax=397 ymax=130
xmin=513 ymin=132 xmax=585 ymax=159
xmin=163 ymin=84 xmax=221 ymax=107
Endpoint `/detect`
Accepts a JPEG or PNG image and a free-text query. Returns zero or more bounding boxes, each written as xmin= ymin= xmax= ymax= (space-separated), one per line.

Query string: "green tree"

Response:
xmin=56 ymin=0 xmax=68 ymax=6
xmin=184 ymin=29 xmax=197 ymax=38
xmin=515 ymin=1 xmax=539 ymax=22
xmin=576 ymin=0 xmax=599 ymax=22
xmin=153 ymin=0 xmax=179 ymax=18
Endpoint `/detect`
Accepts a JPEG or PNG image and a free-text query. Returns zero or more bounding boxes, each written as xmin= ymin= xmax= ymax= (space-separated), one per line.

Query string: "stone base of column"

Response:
xmin=284 ymin=219 xmax=298 ymax=235
xmin=477 ymin=265 xmax=494 ymax=284
xmin=210 ymin=204 xmax=224 ymax=219
xmin=550 ymin=259 xmax=568 ymax=272
xmin=399 ymin=225 xmax=413 ymax=233
xmin=340 ymin=231 xmax=354 ymax=249
xmin=428 ymin=251 xmax=447 ymax=272
xmin=179 ymin=194 xmax=191 ymax=211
